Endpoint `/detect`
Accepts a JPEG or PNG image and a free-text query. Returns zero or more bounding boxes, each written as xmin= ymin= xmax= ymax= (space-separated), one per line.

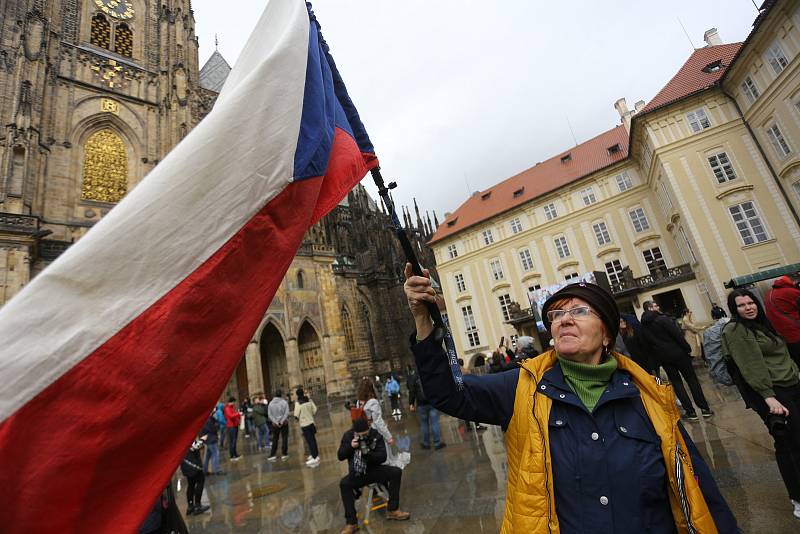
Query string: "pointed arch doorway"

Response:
xmin=260 ymin=323 xmax=288 ymax=396
xmin=298 ymin=321 xmax=326 ymax=397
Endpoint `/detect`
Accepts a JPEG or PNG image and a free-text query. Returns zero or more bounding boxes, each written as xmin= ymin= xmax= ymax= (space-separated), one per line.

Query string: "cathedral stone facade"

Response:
xmin=0 ymin=0 xmax=438 ymax=401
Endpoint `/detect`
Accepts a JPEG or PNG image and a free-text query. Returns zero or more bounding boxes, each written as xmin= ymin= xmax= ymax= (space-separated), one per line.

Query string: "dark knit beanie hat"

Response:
xmin=352 ymin=417 xmax=369 ymax=433
xmin=541 ymin=282 xmax=620 ymax=342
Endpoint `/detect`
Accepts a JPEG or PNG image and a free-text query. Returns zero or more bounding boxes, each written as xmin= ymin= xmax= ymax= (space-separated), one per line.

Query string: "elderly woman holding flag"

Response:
xmin=404 ymin=264 xmax=737 ymax=533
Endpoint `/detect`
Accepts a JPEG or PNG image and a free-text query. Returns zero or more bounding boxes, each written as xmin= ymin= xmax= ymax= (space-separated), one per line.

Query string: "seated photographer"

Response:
xmin=404 ymin=264 xmax=737 ymax=533
xmin=722 ymin=289 xmax=800 ymax=519
xmin=337 ymin=417 xmax=409 ymax=533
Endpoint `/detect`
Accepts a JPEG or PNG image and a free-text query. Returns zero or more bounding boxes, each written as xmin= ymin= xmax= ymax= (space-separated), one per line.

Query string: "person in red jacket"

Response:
xmin=223 ymin=396 xmax=242 ymax=461
xmin=765 ymin=275 xmax=800 ymax=368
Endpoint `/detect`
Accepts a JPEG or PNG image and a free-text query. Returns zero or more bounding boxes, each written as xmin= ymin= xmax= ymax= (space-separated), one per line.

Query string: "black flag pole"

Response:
xmin=370 ymin=167 xmax=465 ymax=390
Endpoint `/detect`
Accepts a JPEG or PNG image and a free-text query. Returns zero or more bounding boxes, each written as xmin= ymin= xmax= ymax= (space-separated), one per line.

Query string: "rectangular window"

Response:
xmin=447 ymin=244 xmax=458 ymax=259
xmin=592 ymin=221 xmax=612 ymax=246
xmin=544 ymin=203 xmax=558 ymax=220
xmin=454 ymin=273 xmax=466 ymax=292
xmin=564 ymin=272 xmax=579 ymax=281
xmin=741 ymin=76 xmax=760 ymax=103
xmin=616 ymin=172 xmax=633 ymax=192
xmin=509 ymin=217 xmax=523 ymax=234
xmin=643 ymin=247 xmax=667 ymax=275
xmin=482 ymin=229 xmax=494 ymax=245
xmin=679 ymin=227 xmax=698 ymax=263
xmin=528 ymin=284 xmax=542 ymax=292
xmin=629 ymin=207 xmax=650 ymax=232
xmin=605 ymin=260 xmax=625 ymax=285
xmin=686 ymin=109 xmax=711 ymax=132
xmin=729 ymin=201 xmax=769 ymax=245
xmin=766 ymin=42 xmax=789 ymax=75
xmin=498 ymin=294 xmax=513 ymax=321
xmin=766 ymin=123 xmax=792 ymax=158
xmin=490 ymin=259 xmax=505 ymax=281
xmin=461 ymin=305 xmax=481 ymax=347
xmin=519 ymin=248 xmax=535 ymax=271
xmin=708 ymin=152 xmax=737 ymax=183
xmin=580 ymin=186 xmax=597 ymax=206
xmin=554 ymin=236 xmax=571 ymax=258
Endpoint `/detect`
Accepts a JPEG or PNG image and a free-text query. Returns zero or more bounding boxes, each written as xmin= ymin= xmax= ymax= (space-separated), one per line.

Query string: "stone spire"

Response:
xmin=413 ymin=198 xmax=423 ymax=232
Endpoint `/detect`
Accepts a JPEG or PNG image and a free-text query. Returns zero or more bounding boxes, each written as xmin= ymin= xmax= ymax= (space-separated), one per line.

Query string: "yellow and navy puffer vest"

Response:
xmin=500 ymin=350 xmax=718 ymax=533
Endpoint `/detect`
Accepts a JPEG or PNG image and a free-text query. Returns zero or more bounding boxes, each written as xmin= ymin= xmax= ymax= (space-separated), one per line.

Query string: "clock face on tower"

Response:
xmin=94 ymin=0 xmax=135 ymax=20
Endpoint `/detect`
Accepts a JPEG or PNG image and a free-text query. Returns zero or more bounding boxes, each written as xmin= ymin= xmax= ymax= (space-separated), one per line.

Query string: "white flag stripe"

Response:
xmin=0 ymin=0 xmax=309 ymax=422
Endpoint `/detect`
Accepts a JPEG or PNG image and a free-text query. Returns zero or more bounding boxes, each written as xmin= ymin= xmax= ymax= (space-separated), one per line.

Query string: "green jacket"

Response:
xmin=252 ymin=403 xmax=269 ymax=427
xmin=721 ymin=323 xmax=799 ymax=398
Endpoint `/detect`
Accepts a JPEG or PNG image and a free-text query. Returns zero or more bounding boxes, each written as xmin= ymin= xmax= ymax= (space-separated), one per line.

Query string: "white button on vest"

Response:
xmin=541 ymin=385 xmax=547 ymax=390
xmin=555 ymin=420 xmax=563 ymax=426
xmin=559 ymin=393 xmax=566 ymax=399
xmin=623 ymin=382 xmax=629 ymax=386
xmin=600 ymin=496 xmax=609 ymax=505
xmin=620 ymin=426 xmax=628 ymax=433
xmin=591 ymin=432 xmax=600 ymax=441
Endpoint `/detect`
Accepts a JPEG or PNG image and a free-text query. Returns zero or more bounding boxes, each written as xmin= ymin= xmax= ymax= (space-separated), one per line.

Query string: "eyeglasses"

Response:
xmin=547 ymin=306 xmax=597 ymax=323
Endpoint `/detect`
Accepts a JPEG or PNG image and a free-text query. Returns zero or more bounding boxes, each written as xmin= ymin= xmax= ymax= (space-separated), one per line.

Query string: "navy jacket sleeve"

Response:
xmin=411 ymin=331 xmax=518 ymax=429
xmin=679 ymin=425 xmax=739 ymax=533
xmin=338 ymin=431 xmax=355 ymax=461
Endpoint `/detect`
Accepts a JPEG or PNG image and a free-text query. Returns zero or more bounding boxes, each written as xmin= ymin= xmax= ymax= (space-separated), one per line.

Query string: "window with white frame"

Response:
xmin=766 ymin=123 xmax=792 ymax=158
xmin=616 ymin=172 xmax=633 ymax=192
xmin=580 ymin=186 xmax=597 ymax=206
xmin=643 ymin=247 xmax=667 ymax=275
xmin=509 ymin=217 xmax=523 ymax=234
xmin=708 ymin=152 xmax=737 ymax=183
xmin=766 ymin=41 xmax=789 ymax=75
xmin=629 ymin=207 xmax=650 ymax=232
xmin=498 ymin=294 xmax=513 ymax=321
xmin=461 ymin=305 xmax=481 ymax=347
xmin=729 ymin=201 xmax=769 ymax=245
xmin=482 ymin=229 xmax=495 ymax=245
xmin=518 ymin=248 xmax=535 ymax=271
xmin=593 ymin=221 xmax=612 ymax=245
xmin=454 ymin=273 xmax=466 ymax=293
xmin=544 ymin=202 xmax=558 ymax=220
xmin=564 ymin=272 xmax=580 ymax=281
xmin=679 ymin=227 xmax=698 ymax=263
xmin=447 ymin=243 xmax=458 ymax=259
xmin=605 ymin=260 xmax=625 ymax=285
xmin=554 ymin=235 xmax=571 ymax=258
xmin=686 ymin=109 xmax=711 ymax=132
xmin=490 ymin=259 xmax=505 ymax=281
xmin=741 ymin=76 xmax=760 ymax=104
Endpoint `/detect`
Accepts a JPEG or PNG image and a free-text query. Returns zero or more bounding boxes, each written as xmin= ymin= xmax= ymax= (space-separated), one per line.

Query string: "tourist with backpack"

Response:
xmin=386 ymin=375 xmax=401 ymax=419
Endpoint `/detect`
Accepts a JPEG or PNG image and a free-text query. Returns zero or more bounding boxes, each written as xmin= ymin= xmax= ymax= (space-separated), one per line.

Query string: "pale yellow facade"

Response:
xmin=433 ymin=3 xmax=800 ymax=364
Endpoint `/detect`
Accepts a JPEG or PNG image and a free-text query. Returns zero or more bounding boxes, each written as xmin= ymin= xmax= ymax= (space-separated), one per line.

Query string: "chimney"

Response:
xmin=634 ymin=100 xmax=646 ymax=114
xmin=614 ymin=97 xmax=633 ymax=132
xmin=704 ymin=28 xmax=723 ymax=47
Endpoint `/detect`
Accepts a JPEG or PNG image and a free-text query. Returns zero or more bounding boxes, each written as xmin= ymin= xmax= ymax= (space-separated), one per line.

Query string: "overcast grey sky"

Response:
xmin=192 ymin=0 xmax=761 ymax=220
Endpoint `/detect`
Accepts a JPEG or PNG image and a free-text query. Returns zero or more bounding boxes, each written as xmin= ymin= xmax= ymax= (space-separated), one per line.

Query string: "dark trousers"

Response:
xmin=754 ymin=385 xmax=800 ymax=501
xmin=662 ymin=357 xmax=710 ymax=414
xmin=787 ymin=341 xmax=800 ymax=370
xmin=186 ymin=474 xmax=204 ymax=508
xmin=339 ymin=465 xmax=402 ymax=525
xmin=389 ymin=394 xmax=400 ymax=411
xmin=270 ymin=424 xmax=289 ymax=456
xmin=301 ymin=424 xmax=319 ymax=458
xmin=227 ymin=427 xmax=239 ymax=458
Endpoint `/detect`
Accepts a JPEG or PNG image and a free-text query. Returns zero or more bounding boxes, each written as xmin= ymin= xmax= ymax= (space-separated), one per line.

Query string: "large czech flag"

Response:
xmin=0 ymin=1 xmax=377 ymax=531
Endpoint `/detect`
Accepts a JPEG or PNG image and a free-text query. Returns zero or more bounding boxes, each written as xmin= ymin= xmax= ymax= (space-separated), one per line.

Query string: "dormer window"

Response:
xmin=447 ymin=217 xmax=458 ymax=227
xmin=513 ymin=187 xmax=524 ymax=198
xmin=560 ymin=153 xmax=572 ymax=164
xmin=481 ymin=192 xmax=491 ymax=201
xmin=701 ymin=60 xmax=722 ymax=73
xmin=607 ymin=143 xmax=621 ymax=155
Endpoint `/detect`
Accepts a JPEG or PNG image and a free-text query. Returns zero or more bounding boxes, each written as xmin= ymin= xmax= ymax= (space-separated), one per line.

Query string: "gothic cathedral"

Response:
xmin=0 ymin=0 xmax=439 ymax=400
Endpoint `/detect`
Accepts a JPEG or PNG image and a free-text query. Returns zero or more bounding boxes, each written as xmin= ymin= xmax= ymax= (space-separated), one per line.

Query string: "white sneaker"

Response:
xmin=281 ymin=455 xmax=289 ymax=461
xmin=306 ymin=455 xmax=313 ymax=462
xmin=305 ymin=457 xmax=320 ymax=466
xmin=792 ymin=499 xmax=800 ymax=519
xmin=267 ymin=456 xmax=277 ymax=462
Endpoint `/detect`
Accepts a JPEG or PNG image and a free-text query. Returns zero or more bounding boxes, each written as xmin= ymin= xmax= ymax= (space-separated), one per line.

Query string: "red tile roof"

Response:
xmin=429 ymin=125 xmax=629 ymax=244
xmin=641 ymin=43 xmax=742 ymax=113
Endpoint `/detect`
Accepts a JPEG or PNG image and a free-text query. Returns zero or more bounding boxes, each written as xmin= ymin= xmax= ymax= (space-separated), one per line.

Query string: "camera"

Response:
xmin=766 ymin=413 xmax=789 ymax=437
xmin=357 ymin=435 xmax=371 ymax=455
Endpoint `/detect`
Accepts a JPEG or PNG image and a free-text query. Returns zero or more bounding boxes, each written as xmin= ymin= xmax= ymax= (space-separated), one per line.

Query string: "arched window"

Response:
xmin=114 ymin=23 xmax=133 ymax=57
xmin=81 ymin=129 xmax=128 ymax=203
xmin=90 ymin=14 xmax=111 ymax=50
xmin=341 ymin=306 xmax=355 ymax=352
xmin=296 ymin=270 xmax=304 ymax=289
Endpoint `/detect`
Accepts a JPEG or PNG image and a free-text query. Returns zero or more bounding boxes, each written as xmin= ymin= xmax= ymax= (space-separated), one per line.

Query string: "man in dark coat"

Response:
xmin=640 ymin=300 xmax=712 ymax=421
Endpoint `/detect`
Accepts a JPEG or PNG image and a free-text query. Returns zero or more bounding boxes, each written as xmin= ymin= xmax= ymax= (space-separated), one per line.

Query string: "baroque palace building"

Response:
xmin=430 ymin=0 xmax=800 ymax=365
xmin=0 ymin=0 xmax=437 ymax=401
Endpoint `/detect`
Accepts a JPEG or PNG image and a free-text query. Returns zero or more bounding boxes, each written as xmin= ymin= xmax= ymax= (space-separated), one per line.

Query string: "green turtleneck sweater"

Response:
xmin=557 ymin=355 xmax=618 ymax=412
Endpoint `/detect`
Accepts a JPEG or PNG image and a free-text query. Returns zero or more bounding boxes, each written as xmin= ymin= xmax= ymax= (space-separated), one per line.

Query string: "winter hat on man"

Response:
xmin=541 ymin=282 xmax=620 ymax=342
xmin=353 ymin=417 xmax=369 ymax=433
